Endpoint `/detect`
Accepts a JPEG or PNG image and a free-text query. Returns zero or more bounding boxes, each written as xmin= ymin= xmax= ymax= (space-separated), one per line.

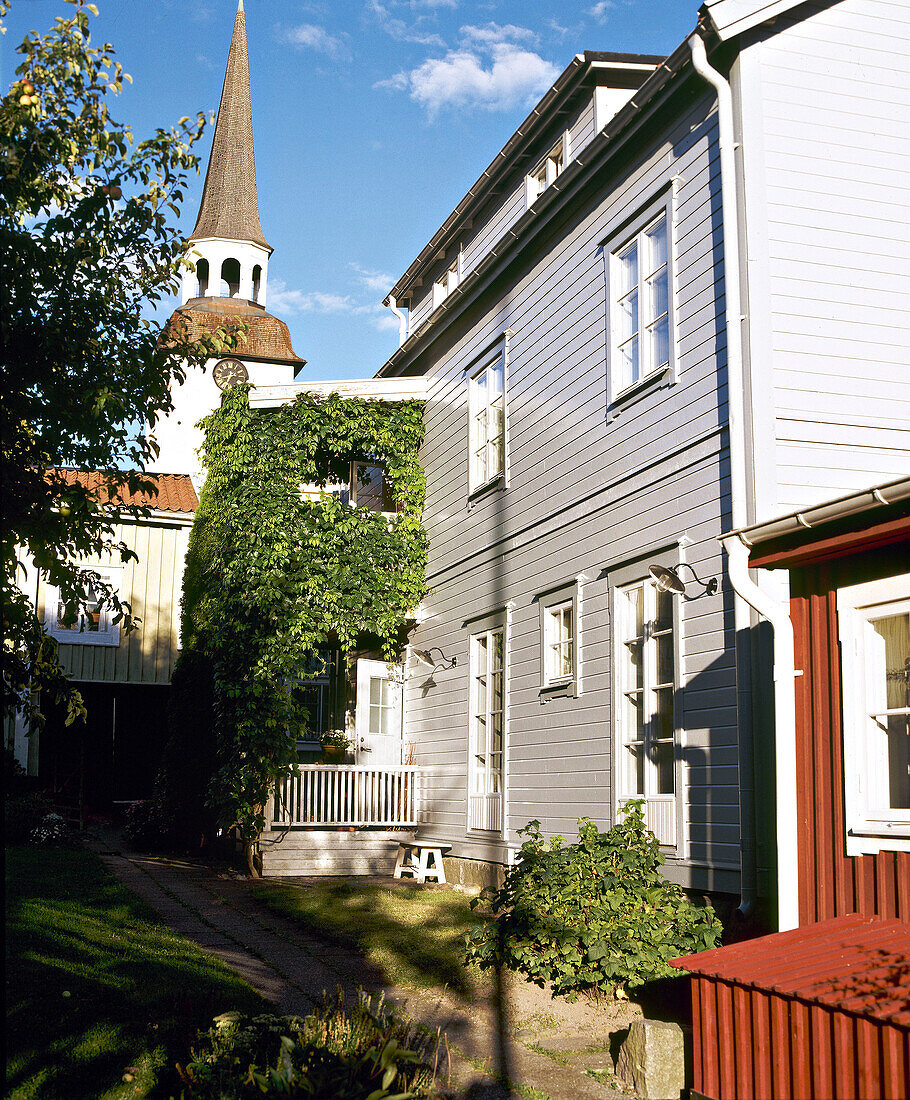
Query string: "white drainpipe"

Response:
xmin=722 ymin=534 xmax=800 ymax=931
xmin=688 ymin=32 xmax=764 ymax=921
xmin=387 ymin=295 xmax=409 ymax=347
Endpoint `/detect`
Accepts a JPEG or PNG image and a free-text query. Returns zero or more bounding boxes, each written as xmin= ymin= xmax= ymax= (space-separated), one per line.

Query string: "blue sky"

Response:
xmin=4 ymin=0 xmax=697 ymax=380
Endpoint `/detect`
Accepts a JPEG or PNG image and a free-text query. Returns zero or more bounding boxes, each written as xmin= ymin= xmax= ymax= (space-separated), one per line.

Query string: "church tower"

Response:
xmin=150 ymin=0 xmax=302 ymax=484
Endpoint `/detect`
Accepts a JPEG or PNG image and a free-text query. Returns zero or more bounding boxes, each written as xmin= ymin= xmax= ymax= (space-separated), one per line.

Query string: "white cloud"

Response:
xmin=392 ymin=44 xmax=558 ymax=117
xmin=281 ymin=23 xmax=351 ymax=61
xmin=351 ymin=263 xmax=395 ymax=294
xmin=367 ymin=1 xmax=447 ymax=48
xmin=587 ymin=2 xmax=614 ymax=24
xmin=268 ymin=280 xmax=399 ymax=333
xmin=459 ymin=22 xmax=538 ymax=49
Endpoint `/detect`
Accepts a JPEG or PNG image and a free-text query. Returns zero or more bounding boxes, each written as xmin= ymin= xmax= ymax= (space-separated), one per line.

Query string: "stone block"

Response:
xmin=615 ymin=1018 xmax=685 ymax=1100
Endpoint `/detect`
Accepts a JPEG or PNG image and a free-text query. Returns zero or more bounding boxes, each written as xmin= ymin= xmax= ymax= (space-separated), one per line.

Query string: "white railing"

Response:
xmin=270 ymin=765 xmax=423 ymax=828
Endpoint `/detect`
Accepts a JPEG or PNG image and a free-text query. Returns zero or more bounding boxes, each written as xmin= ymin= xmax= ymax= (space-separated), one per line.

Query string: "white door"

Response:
xmin=355 ymin=659 xmax=403 ymax=765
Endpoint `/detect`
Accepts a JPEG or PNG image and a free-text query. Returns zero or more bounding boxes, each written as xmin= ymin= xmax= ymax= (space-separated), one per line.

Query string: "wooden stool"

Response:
xmin=393 ymin=841 xmax=450 ymax=884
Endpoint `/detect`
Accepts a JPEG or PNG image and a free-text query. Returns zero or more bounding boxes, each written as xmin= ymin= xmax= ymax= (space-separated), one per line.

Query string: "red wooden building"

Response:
xmin=673 ymin=476 xmax=910 ymax=1099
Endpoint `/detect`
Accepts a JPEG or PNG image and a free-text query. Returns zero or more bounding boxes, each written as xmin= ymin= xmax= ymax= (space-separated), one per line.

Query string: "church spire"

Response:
xmin=188 ymin=0 xmax=270 ymax=251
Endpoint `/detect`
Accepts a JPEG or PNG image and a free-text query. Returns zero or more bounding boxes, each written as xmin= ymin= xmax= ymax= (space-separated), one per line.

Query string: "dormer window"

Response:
xmin=433 ymin=256 xmax=460 ymax=308
xmin=526 ymin=135 xmax=567 ymax=207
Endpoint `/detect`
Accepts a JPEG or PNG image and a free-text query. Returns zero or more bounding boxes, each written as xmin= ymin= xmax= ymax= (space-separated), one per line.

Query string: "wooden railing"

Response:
xmin=270 ymin=765 xmax=423 ymax=828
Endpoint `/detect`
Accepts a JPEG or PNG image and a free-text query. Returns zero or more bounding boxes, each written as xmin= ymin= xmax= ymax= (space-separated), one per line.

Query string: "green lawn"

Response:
xmin=5 ymin=844 xmax=264 ymax=1100
xmin=253 ymin=880 xmax=484 ymax=1000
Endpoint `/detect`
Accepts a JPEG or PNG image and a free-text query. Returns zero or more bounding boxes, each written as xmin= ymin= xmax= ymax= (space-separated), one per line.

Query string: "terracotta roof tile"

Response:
xmin=48 ymin=470 xmax=198 ymax=514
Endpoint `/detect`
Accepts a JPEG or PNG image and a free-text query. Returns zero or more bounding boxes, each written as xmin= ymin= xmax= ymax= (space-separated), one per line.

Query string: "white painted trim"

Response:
xmin=249 ymin=377 xmax=427 ymax=408
xmin=45 ymin=564 xmax=124 ymax=648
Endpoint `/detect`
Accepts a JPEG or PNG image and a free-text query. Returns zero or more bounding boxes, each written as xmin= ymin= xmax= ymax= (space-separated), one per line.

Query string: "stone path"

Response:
xmin=87 ymin=832 xmax=634 ymax=1099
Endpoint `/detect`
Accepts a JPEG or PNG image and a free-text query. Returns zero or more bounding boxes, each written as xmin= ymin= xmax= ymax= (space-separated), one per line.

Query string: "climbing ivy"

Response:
xmin=169 ymin=386 xmax=427 ymax=870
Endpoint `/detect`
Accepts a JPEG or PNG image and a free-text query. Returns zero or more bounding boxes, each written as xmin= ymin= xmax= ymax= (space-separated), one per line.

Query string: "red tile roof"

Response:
xmin=671 ymin=914 xmax=910 ymax=1026
xmin=48 ymin=470 xmax=198 ymax=514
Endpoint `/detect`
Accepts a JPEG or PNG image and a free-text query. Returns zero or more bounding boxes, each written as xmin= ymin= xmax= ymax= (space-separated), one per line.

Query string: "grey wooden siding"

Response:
xmin=34 ymin=519 xmax=190 ymax=684
xmin=747 ymin=0 xmax=910 ymax=514
xmin=408 ymin=96 xmax=600 ymax=339
xmin=406 ymin=89 xmax=742 ymax=892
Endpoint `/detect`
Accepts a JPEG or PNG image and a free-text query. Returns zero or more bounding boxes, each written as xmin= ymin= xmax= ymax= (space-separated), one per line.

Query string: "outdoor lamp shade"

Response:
xmin=648 ymin=564 xmax=687 ymax=595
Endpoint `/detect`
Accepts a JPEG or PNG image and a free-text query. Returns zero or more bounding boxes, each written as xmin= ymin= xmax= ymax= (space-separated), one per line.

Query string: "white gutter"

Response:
xmin=688 ymin=32 xmax=763 ymax=922
xmin=722 ymin=534 xmax=799 ymax=931
xmin=387 ymin=295 xmax=409 ymax=347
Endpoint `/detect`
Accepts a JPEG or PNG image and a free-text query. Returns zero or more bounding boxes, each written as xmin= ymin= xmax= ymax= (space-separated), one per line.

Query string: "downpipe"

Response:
xmin=688 ymin=32 xmax=759 ymax=921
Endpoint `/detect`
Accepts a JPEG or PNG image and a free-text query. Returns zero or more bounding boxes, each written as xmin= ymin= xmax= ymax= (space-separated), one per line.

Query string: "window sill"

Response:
xmin=539 ymin=678 xmax=577 ymax=700
xmin=608 ymin=366 xmax=672 ymax=418
xmin=49 ymin=631 xmax=119 ymax=648
xmin=846 ymin=825 xmax=910 ymax=856
xmin=468 ymin=474 xmax=506 ymax=504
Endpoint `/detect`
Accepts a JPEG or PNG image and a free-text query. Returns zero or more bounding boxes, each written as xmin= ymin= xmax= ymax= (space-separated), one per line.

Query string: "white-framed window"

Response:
xmin=615 ymin=575 xmax=678 ymax=848
xmin=469 ymin=627 xmax=505 ymax=832
xmin=45 ymin=564 xmax=123 ymax=647
xmin=608 ymin=203 xmax=673 ymax=398
xmin=526 ymin=134 xmax=567 ymax=207
xmin=350 ymin=461 xmax=396 ymax=513
xmin=544 ymin=601 xmax=574 ymax=685
xmin=468 ymin=347 xmax=505 ymax=492
xmin=838 ymin=574 xmax=910 ymax=855
xmin=433 ymin=255 xmax=460 ymax=308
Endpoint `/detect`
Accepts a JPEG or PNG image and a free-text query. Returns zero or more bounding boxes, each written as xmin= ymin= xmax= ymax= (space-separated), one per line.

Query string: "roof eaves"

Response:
xmin=376 ymin=38 xmax=692 ymax=378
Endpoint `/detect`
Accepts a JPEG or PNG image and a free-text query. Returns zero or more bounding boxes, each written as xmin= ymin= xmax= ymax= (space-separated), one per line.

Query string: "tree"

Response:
xmin=0 ymin=0 xmax=240 ymax=730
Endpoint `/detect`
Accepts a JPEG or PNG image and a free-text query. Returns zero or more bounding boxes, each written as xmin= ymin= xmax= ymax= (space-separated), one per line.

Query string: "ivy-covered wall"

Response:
xmin=164 ymin=387 xmax=427 ymax=860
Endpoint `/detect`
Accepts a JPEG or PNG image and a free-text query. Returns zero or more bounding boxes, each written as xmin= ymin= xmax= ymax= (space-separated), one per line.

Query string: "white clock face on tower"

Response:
xmin=213 ymin=357 xmax=249 ymax=391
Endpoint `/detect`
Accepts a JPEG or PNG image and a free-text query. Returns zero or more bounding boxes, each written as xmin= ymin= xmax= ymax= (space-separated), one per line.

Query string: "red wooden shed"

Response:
xmin=672 ymin=477 xmax=910 ymax=1099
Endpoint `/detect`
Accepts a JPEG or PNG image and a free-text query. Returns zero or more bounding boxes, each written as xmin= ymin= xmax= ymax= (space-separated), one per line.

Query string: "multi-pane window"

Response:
xmin=526 ymin=137 xmax=565 ymax=205
xmin=46 ymin=566 xmax=122 ymax=647
xmin=433 ymin=256 xmax=460 ymax=308
xmin=350 ymin=461 xmax=396 ymax=513
xmin=369 ymin=674 xmax=397 ymax=737
xmin=616 ymin=577 xmax=677 ymax=846
xmin=544 ymin=601 xmax=575 ymax=685
xmin=612 ymin=213 xmax=670 ymax=393
xmin=469 ymin=352 xmax=505 ymax=490
xmin=838 ymin=575 xmax=910 ymax=852
xmin=470 ymin=629 xmax=504 ymax=831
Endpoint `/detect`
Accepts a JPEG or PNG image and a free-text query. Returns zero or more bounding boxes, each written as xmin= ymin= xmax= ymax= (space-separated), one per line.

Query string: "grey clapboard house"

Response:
xmin=373 ymin=0 xmax=910 ymax=916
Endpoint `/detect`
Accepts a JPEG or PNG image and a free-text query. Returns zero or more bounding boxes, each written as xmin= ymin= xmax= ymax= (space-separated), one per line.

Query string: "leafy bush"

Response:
xmin=177 ymin=993 xmax=440 ymax=1098
xmin=123 ymin=796 xmax=173 ymax=851
xmin=3 ymin=748 xmax=52 ymax=842
xmin=464 ymin=802 xmax=722 ymax=996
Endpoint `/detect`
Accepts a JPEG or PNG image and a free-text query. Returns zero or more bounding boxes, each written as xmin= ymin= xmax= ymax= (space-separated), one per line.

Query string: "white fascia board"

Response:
xmin=702 ymin=0 xmax=804 ymax=42
xmin=249 ymin=378 xmax=428 ymax=408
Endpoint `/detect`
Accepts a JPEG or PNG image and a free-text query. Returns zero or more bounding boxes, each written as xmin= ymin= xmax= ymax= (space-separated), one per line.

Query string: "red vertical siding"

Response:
xmin=793 ymin=560 xmax=909 ymax=924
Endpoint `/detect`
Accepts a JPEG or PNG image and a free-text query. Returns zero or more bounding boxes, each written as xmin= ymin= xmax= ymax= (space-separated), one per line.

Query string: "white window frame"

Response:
xmin=45 ymin=564 xmax=123 ymax=647
xmin=613 ymin=573 xmax=680 ymax=851
xmin=538 ymin=582 xmax=580 ymax=694
xmin=433 ymin=253 xmax=460 ymax=308
xmin=468 ymin=344 xmax=506 ymax=493
xmin=526 ymin=133 xmax=569 ymax=207
xmin=837 ymin=573 xmax=910 ymax=856
xmin=606 ymin=191 xmax=676 ymax=403
xmin=468 ymin=624 xmax=506 ymax=834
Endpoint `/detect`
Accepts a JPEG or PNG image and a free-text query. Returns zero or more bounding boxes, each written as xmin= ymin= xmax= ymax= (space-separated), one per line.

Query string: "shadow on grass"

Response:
xmin=5 ymin=844 xmax=264 ymax=1100
xmin=252 ymin=880 xmax=483 ymax=1001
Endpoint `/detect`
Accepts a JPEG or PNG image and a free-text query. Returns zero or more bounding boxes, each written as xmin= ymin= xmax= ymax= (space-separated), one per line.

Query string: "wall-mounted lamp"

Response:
xmin=648 ymin=562 xmax=718 ymax=597
xmin=410 ymin=646 xmax=457 ymax=671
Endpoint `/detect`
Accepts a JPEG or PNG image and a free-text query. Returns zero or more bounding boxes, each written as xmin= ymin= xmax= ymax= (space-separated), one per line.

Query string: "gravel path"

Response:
xmin=87 ymin=832 xmax=634 ymax=1099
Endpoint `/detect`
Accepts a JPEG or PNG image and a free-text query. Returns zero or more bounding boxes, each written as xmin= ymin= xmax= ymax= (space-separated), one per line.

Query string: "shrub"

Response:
xmin=3 ymin=748 xmax=52 ymax=843
xmin=29 ymin=811 xmax=74 ymax=847
xmin=123 ymin=797 xmax=173 ymax=851
xmin=464 ymin=801 xmax=722 ymax=996
xmin=177 ymin=993 xmax=440 ymax=1098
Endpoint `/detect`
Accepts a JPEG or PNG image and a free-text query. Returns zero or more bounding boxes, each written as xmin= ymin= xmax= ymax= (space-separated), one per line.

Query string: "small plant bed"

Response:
xmin=5 ymin=843 xmax=265 ymax=1099
xmin=252 ymin=880 xmax=482 ymax=999
xmin=177 ymin=992 xmax=441 ymax=1098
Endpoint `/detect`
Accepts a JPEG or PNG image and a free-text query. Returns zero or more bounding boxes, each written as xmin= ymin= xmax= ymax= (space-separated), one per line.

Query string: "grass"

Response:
xmin=252 ymin=880 xmax=484 ymax=999
xmin=5 ymin=843 xmax=264 ymax=1100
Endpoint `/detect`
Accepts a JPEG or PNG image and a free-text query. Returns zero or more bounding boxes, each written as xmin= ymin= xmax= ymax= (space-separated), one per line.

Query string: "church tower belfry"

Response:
xmin=151 ymin=0 xmax=302 ymax=484
xmin=181 ymin=0 xmax=271 ymax=307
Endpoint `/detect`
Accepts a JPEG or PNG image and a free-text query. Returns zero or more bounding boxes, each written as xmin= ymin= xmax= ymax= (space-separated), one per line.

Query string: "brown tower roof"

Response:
xmin=188 ymin=1 xmax=270 ymax=251
xmin=165 ymin=298 xmax=304 ymax=366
